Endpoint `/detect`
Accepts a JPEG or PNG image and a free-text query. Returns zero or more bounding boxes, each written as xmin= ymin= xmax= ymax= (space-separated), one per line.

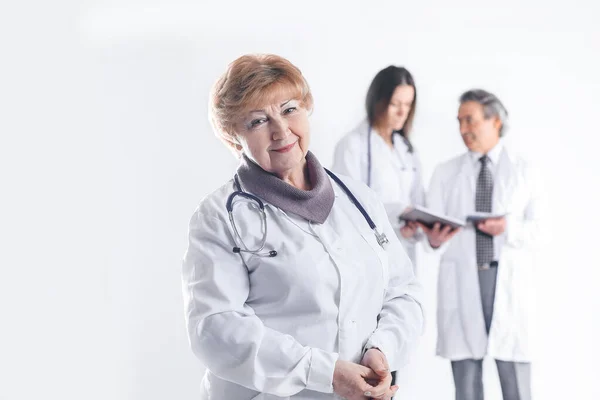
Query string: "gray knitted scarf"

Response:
xmin=236 ymin=151 xmax=335 ymax=224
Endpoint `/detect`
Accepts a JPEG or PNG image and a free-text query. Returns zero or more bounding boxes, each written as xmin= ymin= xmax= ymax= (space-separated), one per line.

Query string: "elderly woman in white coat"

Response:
xmin=421 ymin=90 xmax=542 ymax=400
xmin=181 ymin=54 xmax=424 ymax=400
xmin=332 ymin=66 xmax=426 ymax=270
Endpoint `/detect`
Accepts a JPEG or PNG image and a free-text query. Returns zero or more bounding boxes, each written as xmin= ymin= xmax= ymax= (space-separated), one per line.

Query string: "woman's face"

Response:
xmin=383 ymin=84 xmax=415 ymax=131
xmin=234 ymin=87 xmax=310 ymax=179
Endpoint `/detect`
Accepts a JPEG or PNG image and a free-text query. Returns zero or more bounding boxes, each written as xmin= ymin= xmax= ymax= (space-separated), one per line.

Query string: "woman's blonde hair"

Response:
xmin=209 ymin=54 xmax=313 ymax=155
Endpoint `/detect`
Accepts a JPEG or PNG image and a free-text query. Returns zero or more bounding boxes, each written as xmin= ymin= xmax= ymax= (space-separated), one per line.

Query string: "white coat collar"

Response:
xmin=459 ymin=140 xmax=507 ymax=176
xmin=468 ymin=141 xmax=504 ymax=167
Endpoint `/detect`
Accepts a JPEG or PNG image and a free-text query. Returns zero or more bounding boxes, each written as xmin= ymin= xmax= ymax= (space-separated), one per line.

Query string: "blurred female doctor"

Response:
xmin=332 ymin=66 xmax=426 ymax=270
xmin=181 ymin=54 xmax=424 ymax=400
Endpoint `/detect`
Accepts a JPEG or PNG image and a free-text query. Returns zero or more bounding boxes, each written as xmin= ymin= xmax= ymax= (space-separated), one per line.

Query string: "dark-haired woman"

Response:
xmin=333 ymin=66 xmax=426 ymax=269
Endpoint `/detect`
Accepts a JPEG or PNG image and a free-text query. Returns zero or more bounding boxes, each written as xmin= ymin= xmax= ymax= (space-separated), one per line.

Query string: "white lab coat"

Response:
xmin=332 ymin=120 xmax=426 ymax=264
xmin=426 ymin=144 xmax=542 ymax=362
xmin=182 ymin=173 xmax=424 ymax=399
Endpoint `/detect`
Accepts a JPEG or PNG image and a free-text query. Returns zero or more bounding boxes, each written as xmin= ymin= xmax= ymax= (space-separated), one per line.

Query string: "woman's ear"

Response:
xmin=231 ymin=136 xmax=243 ymax=150
xmin=224 ymin=135 xmax=243 ymax=154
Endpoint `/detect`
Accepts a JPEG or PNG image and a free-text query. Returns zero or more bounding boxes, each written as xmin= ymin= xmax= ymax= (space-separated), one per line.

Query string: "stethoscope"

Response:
xmin=226 ymin=169 xmax=389 ymax=258
xmin=367 ymin=126 xmax=417 ymax=187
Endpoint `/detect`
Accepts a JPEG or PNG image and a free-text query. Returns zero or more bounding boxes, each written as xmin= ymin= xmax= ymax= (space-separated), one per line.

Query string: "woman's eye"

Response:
xmin=283 ymin=107 xmax=297 ymax=114
xmin=250 ymin=118 xmax=266 ymax=128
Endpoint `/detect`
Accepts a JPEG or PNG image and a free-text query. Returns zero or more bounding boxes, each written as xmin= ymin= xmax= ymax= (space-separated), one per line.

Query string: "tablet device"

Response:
xmin=400 ymin=206 xmax=465 ymax=229
xmin=466 ymin=212 xmax=507 ymax=223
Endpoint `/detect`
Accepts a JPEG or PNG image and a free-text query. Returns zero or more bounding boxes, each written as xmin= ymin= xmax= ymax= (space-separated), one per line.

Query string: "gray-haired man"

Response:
xmin=419 ymin=89 xmax=542 ymax=400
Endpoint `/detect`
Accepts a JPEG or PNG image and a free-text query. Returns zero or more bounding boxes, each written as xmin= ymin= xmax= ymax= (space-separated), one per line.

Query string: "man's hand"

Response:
xmin=418 ymin=222 xmax=461 ymax=248
xmin=477 ymin=217 xmax=506 ymax=236
xmin=360 ymin=349 xmax=398 ymax=400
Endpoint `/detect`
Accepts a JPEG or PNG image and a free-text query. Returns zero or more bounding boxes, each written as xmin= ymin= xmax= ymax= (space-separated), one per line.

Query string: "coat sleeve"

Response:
xmin=391 ymin=152 xmax=428 ymax=254
xmin=410 ymin=151 xmax=427 ymax=209
xmin=182 ymin=211 xmax=338 ymax=397
xmin=362 ymin=192 xmax=425 ymax=370
xmin=405 ymin=151 xmax=427 ymax=243
xmin=421 ymin=164 xmax=453 ymax=254
xmin=504 ymin=162 xmax=544 ymax=249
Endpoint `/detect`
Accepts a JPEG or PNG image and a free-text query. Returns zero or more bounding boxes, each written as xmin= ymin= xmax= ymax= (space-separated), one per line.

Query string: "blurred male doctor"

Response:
xmin=419 ymin=89 xmax=542 ymax=400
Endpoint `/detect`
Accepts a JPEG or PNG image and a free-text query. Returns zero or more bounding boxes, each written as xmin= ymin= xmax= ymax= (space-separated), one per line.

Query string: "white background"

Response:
xmin=2 ymin=1 xmax=599 ymax=399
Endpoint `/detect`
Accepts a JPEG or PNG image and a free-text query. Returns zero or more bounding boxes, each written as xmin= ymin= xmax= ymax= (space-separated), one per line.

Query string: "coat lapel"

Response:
xmin=449 ymin=154 xmax=476 ymax=216
xmin=493 ymin=147 xmax=515 ymax=213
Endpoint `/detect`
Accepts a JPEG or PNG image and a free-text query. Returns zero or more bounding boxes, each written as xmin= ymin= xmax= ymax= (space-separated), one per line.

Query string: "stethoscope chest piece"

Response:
xmin=374 ymin=229 xmax=389 ymax=249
